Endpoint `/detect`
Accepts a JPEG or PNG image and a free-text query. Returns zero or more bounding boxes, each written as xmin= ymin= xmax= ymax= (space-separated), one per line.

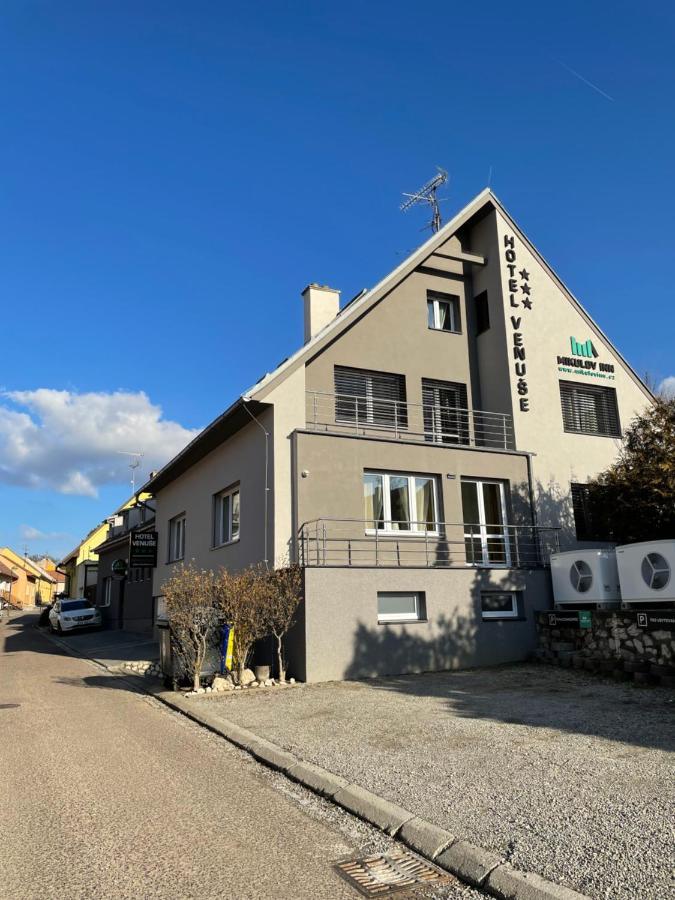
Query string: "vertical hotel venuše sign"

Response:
xmin=503 ymin=234 xmax=533 ymax=412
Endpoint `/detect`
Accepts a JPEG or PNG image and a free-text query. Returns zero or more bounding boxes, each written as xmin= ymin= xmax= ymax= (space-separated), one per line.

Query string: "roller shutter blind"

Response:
xmin=421 ymin=379 xmax=469 ymax=444
xmin=334 ymin=366 xmax=407 ymax=428
xmin=559 ymin=381 xmax=621 ymax=437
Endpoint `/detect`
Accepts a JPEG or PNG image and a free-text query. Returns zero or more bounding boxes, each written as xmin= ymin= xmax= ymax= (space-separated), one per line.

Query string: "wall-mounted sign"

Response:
xmin=111 ymin=558 xmax=127 ymax=578
xmin=557 ymin=336 xmax=615 ymax=382
xmin=129 ymin=531 xmax=158 ymax=568
xmin=504 ymin=234 xmax=533 ymax=412
xmin=578 ymin=610 xmax=592 ymax=629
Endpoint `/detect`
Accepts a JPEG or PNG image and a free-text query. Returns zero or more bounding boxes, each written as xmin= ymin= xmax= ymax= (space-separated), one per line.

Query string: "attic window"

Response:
xmin=427 ymin=291 xmax=461 ymax=333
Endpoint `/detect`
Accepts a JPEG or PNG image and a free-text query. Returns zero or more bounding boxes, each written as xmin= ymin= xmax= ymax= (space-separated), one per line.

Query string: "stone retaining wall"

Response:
xmin=535 ymin=608 xmax=675 ymax=685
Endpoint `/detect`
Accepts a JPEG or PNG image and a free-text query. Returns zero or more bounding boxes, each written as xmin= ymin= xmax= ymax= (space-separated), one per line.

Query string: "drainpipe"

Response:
xmin=242 ymin=399 xmax=270 ymax=569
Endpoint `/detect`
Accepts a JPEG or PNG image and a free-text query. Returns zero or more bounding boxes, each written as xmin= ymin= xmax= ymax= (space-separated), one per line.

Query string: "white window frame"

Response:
xmin=100 ymin=577 xmax=112 ymax=608
xmin=213 ymin=486 xmax=240 ymax=548
xmin=481 ymin=591 xmax=519 ymax=620
xmin=427 ymin=293 xmax=460 ymax=333
xmin=364 ymin=472 xmax=439 ymax=536
xmin=377 ymin=591 xmax=425 ymax=623
xmin=462 ymin=479 xmax=511 ymax=567
xmin=168 ymin=514 xmax=186 ymax=562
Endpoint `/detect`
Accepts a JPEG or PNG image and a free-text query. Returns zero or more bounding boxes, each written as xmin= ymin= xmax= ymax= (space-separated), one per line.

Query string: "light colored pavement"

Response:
xmin=203 ymin=664 xmax=675 ymax=900
xmin=51 ymin=625 xmax=158 ymax=668
xmin=0 ymin=613 xmax=482 ymax=900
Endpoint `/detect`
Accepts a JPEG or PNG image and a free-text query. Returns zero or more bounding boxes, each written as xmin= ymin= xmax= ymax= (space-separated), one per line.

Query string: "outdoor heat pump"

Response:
xmin=616 ymin=540 xmax=675 ymax=604
xmin=550 ymin=549 xmax=621 ymax=607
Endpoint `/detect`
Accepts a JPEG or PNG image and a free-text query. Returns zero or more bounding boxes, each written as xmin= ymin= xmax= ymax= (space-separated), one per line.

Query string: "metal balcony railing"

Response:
xmin=298 ymin=518 xmax=560 ymax=569
xmin=305 ymin=391 xmax=515 ymax=450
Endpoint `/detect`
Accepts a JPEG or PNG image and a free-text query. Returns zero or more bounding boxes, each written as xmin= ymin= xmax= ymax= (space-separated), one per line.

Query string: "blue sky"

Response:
xmin=1 ymin=1 xmax=673 ymax=559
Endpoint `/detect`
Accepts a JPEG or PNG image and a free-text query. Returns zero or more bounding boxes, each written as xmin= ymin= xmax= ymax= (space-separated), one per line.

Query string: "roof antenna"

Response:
xmin=117 ymin=451 xmax=144 ymax=494
xmin=400 ymin=167 xmax=448 ymax=233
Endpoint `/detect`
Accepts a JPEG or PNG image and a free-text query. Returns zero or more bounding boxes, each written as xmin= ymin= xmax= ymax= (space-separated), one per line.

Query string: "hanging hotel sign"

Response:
xmin=557 ymin=336 xmax=615 ymax=382
xmin=504 ymin=234 xmax=533 ymax=412
xmin=129 ymin=531 xmax=158 ymax=568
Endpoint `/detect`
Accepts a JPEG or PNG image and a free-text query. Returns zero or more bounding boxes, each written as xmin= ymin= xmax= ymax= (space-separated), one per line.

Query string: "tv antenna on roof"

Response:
xmin=117 ymin=451 xmax=144 ymax=494
xmin=400 ymin=167 xmax=449 ymax=233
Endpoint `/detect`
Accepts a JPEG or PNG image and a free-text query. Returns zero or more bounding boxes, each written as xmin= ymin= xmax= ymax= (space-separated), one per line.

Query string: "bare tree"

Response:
xmin=163 ymin=563 xmax=218 ymax=691
xmin=263 ymin=564 xmax=303 ymax=682
xmin=215 ymin=565 xmax=268 ymax=685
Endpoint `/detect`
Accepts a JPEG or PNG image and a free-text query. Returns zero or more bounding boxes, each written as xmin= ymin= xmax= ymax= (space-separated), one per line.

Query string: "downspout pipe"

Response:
xmin=242 ymin=398 xmax=270 ymax=569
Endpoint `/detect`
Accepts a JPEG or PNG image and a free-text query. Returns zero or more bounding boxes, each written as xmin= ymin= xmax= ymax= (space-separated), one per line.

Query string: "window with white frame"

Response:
xmin=363 ymin=472 xmax=439 ymax=534
xmin=461 ymin=479 xmax=510 ymax=566
xmin=427 ymin=291 xmax=461 ymax=333
xmin=168 ymin=514 xmax=186 ymax=562
xmin=377 ymin=591 xmax=426 ymax=623
xmin=100 ymin=576 xmax=112 ymax=607
xmin=481 ymin=591 xmax=519 ymax=619
xmin=213 ymin=486 xmax=240 ymax=547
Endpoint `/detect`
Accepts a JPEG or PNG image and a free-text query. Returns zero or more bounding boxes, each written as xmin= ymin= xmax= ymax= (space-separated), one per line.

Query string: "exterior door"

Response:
xmin=461 ymin=480 xmax=510 ymax=566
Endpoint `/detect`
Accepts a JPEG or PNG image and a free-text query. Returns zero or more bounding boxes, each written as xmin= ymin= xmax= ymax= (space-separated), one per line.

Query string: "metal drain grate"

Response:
xmin=334 ymin=847 xmax=451 ymax=897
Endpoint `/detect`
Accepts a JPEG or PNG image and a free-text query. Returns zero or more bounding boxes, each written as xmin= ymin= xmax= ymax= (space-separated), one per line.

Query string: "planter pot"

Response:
xmin=254 ymin=665 xmax=270 ymax=683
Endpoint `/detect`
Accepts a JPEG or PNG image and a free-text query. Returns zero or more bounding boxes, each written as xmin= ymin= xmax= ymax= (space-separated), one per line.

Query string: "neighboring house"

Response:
xmin=147 ymin=189 xmax=653 ymax=682
xmin=36 ymin=557 xmax=66 ymax=595
xmin=0 ymin=550 xmax=57 ymax=607
xmin=58 ymin=493 xmax=151 ymax=603
xmin=0 ymin=560 xmax=19 ymax=604
xmin=96 ymin=499 xmax=156 ymax=634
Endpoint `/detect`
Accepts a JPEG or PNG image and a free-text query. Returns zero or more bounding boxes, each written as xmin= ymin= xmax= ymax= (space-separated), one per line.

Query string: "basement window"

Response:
xmin=481 ymin=591 xmax=519 ymax=620
xmin=377 ymin=591 xmax=426 ymax=623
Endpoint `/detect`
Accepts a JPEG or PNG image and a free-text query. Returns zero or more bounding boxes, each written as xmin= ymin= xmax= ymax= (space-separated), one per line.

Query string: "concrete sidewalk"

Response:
xmin=47 ymin=625 xmax=158 ymax=669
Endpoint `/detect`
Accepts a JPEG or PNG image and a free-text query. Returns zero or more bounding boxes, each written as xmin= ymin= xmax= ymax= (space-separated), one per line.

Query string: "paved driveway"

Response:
xmin=50 ymin=624 xmax=158 ymax=669
xmin=203 ymin=664 xmax=675 ymax=900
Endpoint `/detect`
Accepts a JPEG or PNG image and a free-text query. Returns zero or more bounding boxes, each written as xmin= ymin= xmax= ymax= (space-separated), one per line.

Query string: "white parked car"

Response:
xmin=49 ymin=598 xmax=102 ymax=633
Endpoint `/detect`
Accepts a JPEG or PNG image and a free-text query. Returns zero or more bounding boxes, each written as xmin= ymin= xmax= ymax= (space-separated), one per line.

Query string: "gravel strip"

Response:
xmin=202 ymin=664 xmax=675 ymax=900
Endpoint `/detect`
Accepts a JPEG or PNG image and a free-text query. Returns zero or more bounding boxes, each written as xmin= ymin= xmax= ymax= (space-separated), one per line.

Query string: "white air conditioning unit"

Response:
xmin=550 ymin=550 xmax=621 ymax=607
xmin=616 ymin=541 xmax=675 ymax=603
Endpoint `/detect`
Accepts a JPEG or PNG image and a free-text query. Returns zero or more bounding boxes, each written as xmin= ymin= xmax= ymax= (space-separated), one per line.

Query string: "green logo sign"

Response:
xmin=570 ymin=336 xmax=599 ymax=359
xmin=111 ymin=558 xmax=127 ymax=576
xmin=578 ymin=610 xmax=592 ymax=629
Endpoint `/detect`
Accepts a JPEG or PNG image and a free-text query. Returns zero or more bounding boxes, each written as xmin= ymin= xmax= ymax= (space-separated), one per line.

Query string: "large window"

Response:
xmin=334 ymin=366 xmax=407 ymax=429
xmin=213 ymin=486 xmax=240 ymax=547
xmin=461 ymin=479 xmax=510 ymax=566
xmin=427 ymin=291 xmax=461 ymax=333
xmin=364 ymin=472 xmax=439 ymax=534
xmin=168 ymin=514 xmax=186 ymax=562
xmin=377 ymin=591 xmax=426 ymax=623
xmin=559 ymin=381 xmax=621 ymax=437
xmin=422 ymin=378 xmax=469 ymax=445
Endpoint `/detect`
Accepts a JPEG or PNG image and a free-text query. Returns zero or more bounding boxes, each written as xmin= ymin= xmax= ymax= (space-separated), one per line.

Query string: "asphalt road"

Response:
xmin=0 ymin=614 xmax=482 ymax=900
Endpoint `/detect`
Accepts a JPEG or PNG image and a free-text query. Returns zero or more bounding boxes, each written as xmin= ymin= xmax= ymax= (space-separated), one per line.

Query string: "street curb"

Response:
xmin=36 ymin=626 xmax=591 ymax=900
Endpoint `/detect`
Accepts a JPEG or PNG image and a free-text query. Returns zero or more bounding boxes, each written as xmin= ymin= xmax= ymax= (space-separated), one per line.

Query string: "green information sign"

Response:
xmin=578 ymin=610 xmax=592 ymax=629
xmin=111 ymin=558 xmax=127 ymax=577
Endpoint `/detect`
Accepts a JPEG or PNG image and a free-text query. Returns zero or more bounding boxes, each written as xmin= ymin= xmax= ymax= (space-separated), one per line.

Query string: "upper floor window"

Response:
xmin=213 ymin=486 xmax=240 ymax=548
xmin=559 ymin=381 xmax=621 ymax=437
xmin=474 ymin=291 xmax=490 ymax=335
xmin=421 ymin=378 xmax=469 ymax=445
xmin=168 ymin=514 xmax=186 ymax=562
xmin=427 ymin=291 xmax=461 ymax=333
xmin=364 ymin=471 xmax=439 ymax=534
xmin=334 ymin=366 xmax=407 ymax=429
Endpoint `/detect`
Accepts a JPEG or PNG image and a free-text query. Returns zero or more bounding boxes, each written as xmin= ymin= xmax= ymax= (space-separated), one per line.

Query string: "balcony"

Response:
xmin=305 ymin=391 xmax=515 ymax=451
xmin=298 ymin=518 xmax=560 ymax=569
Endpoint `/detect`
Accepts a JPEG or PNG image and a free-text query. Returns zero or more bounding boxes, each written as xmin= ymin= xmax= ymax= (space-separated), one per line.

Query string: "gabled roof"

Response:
xmin=0 ymin=549 xmax=56 ymax=582
xmin=245 ymin=188 xmax=652 ymax=404
xmin=0 ymin=560 xmax=18 ymax=580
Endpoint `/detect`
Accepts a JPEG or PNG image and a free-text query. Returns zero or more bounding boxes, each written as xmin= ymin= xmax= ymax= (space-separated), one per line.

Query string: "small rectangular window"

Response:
xmin=559 ymin=381 xmax=621 ymax=437
xmin=475 ymin=291 xmax=490 ymax=334
xmin=481 ymin=591 xmax=518 ymax=620
xmin=100 ymin=577 xmax=112 ymax=608
xmin=168 ymin=514 xmax=186 ymax=562
xmin=213 ymin=487 xmax=240 ymax=547
xmin=427 ymin=291 xmax=461 ymax=333
xmin=377 ymin=591 xmax=426 ymax=623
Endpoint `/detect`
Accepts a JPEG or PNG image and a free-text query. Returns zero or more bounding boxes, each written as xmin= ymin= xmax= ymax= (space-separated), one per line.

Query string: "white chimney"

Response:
xmin=302 ymin=283 xmax=340 ymax=343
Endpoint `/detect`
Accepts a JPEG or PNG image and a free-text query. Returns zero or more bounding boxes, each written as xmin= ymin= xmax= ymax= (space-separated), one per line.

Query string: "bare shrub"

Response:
xmin=215 ymin=565 xmax=268 ymax=685
xmin=163 ymin=563 xmax=218 ymax=691
xmin=264 ymin=564 xmax=303 ymax=682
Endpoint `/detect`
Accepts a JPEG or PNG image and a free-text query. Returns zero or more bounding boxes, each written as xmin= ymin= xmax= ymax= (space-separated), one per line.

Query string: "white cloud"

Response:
xmin=0 ymin=389 xmax=200 ymax=498
xmin=20 ymin=525 xmax=69 ymax=542
xmin=657 ymin=376 xmax=675 ymax=399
